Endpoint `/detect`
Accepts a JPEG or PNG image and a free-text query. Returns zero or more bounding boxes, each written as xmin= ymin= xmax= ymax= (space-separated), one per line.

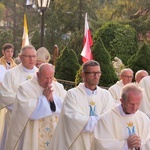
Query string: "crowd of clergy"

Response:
xmin=0 ymin=43 xmax=150 ymax=150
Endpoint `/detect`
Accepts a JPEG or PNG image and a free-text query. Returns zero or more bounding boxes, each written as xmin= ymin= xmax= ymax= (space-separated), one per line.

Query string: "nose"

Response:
xmin=132 ymin=104 xmax=138 ymax=111
xmin=46 ymin=78 xmax=52 ymax=84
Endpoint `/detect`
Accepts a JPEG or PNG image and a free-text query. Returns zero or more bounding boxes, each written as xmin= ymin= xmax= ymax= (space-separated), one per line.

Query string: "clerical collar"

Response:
xmin=7 ymin=62 xmax=11 ymax=65
xmin=84 ymin=86 xmax=97 ymax=96
xmin=118 ymin=104 xmax=132 ymax=116
xmin=22 ymin=66 xmax=35 ymax=73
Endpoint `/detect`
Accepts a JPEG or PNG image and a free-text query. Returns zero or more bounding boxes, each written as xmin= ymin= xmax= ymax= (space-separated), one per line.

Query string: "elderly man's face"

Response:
xmin=121 ymin=71 xmax=133 ymax=85
xmin=121 ymin=92 xmax=142 ymax=114
xmin=37 ymin=67 xmax=54 ymax=88
xmin=20 ymin=48 xmax=37 ymax=69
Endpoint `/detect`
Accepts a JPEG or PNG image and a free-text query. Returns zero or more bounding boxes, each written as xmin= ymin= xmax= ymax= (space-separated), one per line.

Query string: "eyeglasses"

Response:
xmin=22 ymin=55 xmax=37 ymax=59
xmin=122 ymin=75 xmax=133 ymax=78
xmin=84 ymin=71 xmax=102 ymax=76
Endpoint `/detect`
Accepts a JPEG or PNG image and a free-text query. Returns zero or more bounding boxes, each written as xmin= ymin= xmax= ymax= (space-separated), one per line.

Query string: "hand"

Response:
xmin=127 ymin=134 xmax=141 ymax=149
xmin=43 ymin=84 xmax=54 ymax=102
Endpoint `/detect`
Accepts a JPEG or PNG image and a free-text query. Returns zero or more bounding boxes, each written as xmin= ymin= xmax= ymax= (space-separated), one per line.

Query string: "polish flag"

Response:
xmin=22 ymin=14 xmax=29 ymax=48
xmin=81 ymin=13 xmax=93 ymax=63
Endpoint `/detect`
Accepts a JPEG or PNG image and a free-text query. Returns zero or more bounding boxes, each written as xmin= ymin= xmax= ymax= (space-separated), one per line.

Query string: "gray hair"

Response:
xmin=20 ymin=45 xmax=36 ymax=54
xmin=82 ymin=60 xmax=100 ymax=73
xmin=120 ymin=68 xmax=133 ymax=76
xmin=121 ymin=83 xmax=143 ymax=101
xmin=135 ymin=70 xmax=148 ymax=79
xmin=38 ymin=63 xmax=55 ymax=74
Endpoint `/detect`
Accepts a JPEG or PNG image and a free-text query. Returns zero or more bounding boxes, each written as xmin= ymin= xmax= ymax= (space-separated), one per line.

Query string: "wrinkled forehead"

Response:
xmin=85 ymin=66 xmax=101 ymax=71
xmin=123 ymin=70 xmax=133 ymax=75
xmin=22 ymin=48 xmax=37 ymax=55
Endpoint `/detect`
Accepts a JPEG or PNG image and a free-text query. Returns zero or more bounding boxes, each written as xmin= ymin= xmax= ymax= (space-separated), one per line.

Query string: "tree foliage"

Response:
xmin=92 ymin=38 xmax=118 ymax=87
xmin=128 ymin=43 xmax=150 ymax=74
xmin=75 ymin=37 xmax=118 ymax=87
xmin=94 ymin=22 xmax=138 ymax=65
xmin=0 ymin=29 xmax=13 ymax=56
xmin=0 ymin=3 xmax=6 ymax=20
xmin=55 ymin=46 xmax=80 ymax=81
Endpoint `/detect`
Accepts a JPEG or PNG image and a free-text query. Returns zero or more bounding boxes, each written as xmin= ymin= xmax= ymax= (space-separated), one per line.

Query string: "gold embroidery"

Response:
xmin=26 ymin=75 xmax=32 ymax=80
xmin=90 ymin=101 xmax=95 ymax=106
xmin=127 ymin=122 xmax=133 ymax=127
xmin=39 ymin=116 xmax=59 ymax=149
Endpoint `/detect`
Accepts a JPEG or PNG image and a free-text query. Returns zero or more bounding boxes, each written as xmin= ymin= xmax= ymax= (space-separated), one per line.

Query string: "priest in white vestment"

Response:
xmin=93 ymin=83 xmax=150 ymax=150
xmin=0 ymin=65 xmax=7 ymax=142
xmin=5 ymin=63 xmax=63 ymax=150
xmin=49 ymin=60 xmax=115 ymax=150
xmin=134 ymin=70 xmax=148 ymax=84
xmin=108 ymin=68 xmax=133 ymax=103
xmin=0 ymin=45 xmax=38 ymax=149
xmin=35 ymin=46 xmax=67 ymax=99
xmin=138 ymin=76 xmax=150 ymax=118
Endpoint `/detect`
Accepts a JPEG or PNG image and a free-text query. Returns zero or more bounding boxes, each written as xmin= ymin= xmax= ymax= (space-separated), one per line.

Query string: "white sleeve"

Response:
xmin=83 ymin=116 xmax=99 ymax=133
xmin=30 ymin=95 xmax=62 ymax=120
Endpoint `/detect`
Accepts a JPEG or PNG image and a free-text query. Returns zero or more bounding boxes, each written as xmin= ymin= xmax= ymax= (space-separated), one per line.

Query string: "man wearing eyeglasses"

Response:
xmin=0 ymin=45 xmax=38 ymax=149
xmin=108 ymin=68 xmax=133 ymax=103
xmin=49 ymin=60 xmax=115 ymax=150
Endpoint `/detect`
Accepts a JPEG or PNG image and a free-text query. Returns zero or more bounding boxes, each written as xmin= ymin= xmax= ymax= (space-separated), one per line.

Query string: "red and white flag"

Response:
xmin=22 ymin=14 xmax=29 ymax=48
xmin=81 ymin=13 xmax=93 ymax=63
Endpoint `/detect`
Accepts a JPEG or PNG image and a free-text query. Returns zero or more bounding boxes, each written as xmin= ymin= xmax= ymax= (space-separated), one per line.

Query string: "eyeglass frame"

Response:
xmin=21 ymin=55 xmax=37 ymax=59
xmin=84 ymin=71 xmax=102 ymax=76
xmin=121 ymin=74 xmax=133 ymax=78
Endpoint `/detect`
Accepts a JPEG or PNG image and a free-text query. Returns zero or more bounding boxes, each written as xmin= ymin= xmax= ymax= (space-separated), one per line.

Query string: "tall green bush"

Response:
xmin=55 ymin=46 xmax=80 ymax=82
xmin=128 ymin=43 xmax=150 ymax=74
xmin=94 ymin=22 xmax=138 ymax=65
xmin=92 ymin=38 xmax=118 ymax=87
xmin=75 ymin=38 xmax=118 ymax=87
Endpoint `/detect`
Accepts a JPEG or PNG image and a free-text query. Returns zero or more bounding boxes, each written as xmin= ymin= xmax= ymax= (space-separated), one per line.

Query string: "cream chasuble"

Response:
xmin=92 ymin=105 xmax=150 ymax=150
xmin=49 ymin=83 xmax=115 ymax=150
xmin=5 ymin=75 xmax=62 ymax=150
xmin=108 ymin=80 xmax=124 ymax=103
xmin=0 ymin=64 xmax=38 ymax=149
xmin=38 ymin=115 xmax=59 ymax=150
xmin=0 ymin=63 xmax=38 ymax=109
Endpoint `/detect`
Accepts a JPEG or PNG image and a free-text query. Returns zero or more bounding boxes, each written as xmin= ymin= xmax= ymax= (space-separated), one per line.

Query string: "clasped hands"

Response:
xmin=43 ymin=84 xmax=54 ymax=102
xmin=127 ymin=134 xmax=141 ymax=150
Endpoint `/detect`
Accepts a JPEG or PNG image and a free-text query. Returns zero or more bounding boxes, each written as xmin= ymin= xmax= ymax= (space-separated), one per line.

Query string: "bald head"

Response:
xmin=135 ymin=70 xmax=148 ymax=83
xmin=37 ymin=63 xmax=55 ymax=88
xmin=38 ymin=63 xmax=54 ymax=73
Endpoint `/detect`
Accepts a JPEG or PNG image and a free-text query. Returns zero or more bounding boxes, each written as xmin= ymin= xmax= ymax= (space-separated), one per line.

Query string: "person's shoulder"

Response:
xmin=0 ymin=65 xmax=6 ymax=70
xmin=52 ymin=80 xmax=63 ymax=87
xmin=139 ymin=76 xmax=150 ymax=86
xmin=6 ymin=64 xmax=20 ymax=73
xmin=97 ymin=86 xmax=109 ymax=94
xmin=109 ymin=80 xmax=123 ymax=90
xmin=136 ymin=110 xmax=150 ymax=121
xmin=19 ymin=77 xmax=36 ymax=89
xmin=109 ymin=83 xmax=117 ymax=89
xmin=67 ymin=86 xmax=78 ymax=92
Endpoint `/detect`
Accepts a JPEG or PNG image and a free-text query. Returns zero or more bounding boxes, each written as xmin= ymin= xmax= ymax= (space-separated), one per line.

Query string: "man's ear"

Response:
xmin=2 ymin=50 xmax=4 ymax=55
xmin=120 ymin=98 xmax=123 ymax=103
